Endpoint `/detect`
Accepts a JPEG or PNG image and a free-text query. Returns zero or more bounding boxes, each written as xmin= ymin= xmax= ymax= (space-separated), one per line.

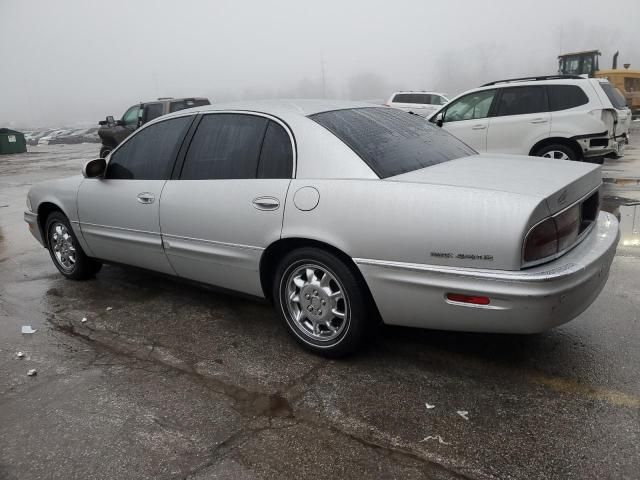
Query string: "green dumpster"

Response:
xmin=0 ymin=128 xmax=27 ymax=154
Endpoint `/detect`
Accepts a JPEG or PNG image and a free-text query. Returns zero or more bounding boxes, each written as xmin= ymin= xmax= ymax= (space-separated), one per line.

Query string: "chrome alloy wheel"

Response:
xmin=49 ymin=223 xmax=76 ymax=271
xmin=542 ymin=150 xmax=570 ymax=160
xmin=284 ymin=263 xmax=349 ymax=342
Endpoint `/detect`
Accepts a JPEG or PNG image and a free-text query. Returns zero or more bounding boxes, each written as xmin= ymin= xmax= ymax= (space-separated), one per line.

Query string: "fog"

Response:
xmin=1 ymin=0 xmax=638 ymax=127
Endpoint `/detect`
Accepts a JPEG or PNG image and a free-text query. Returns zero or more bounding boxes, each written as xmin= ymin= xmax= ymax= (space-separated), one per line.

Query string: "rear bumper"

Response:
xmin=24 ymin=211 xmax=45 ymax=246
xmin=355 ymin=211 xmax=619 ymax=333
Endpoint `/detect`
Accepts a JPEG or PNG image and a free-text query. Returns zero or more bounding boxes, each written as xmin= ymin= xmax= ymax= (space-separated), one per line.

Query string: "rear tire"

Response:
xmin=45 ymin=212 xmax=102 ymax=280
xmin=272 ymin=247 xmax=373 ymax=358
xmin=533 ymin=144 xmax=580 ymax=161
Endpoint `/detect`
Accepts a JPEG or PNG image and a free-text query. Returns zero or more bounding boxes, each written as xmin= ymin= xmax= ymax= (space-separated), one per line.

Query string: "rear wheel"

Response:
xmin=273 ymin=247 xmax=373 ymax=357
xmin=45 ymin=212 xmax=102 ymax=280
xmin=533 ymin=144 xmax=579 ymax=161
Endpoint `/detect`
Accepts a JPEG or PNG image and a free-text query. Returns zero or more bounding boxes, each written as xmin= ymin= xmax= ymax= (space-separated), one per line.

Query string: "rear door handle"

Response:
xmin=252 ymin=196 xmax=280 ymax=211
xmin=137 ymin=193 xmax=155 ymax=204
xmin=471 ymin=124 xmax=487 ymax=130
xmin=530 ymin=118 xmax=548 ymax=124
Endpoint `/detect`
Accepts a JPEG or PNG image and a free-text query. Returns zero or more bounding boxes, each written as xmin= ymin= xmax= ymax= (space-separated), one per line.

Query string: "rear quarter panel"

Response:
xmin=281 ymin=179 xmax=548 ymax=271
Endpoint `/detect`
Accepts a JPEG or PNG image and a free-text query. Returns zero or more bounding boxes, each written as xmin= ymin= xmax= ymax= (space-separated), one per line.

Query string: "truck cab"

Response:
xmin=98 ymin=97 xmax=210 ymax=158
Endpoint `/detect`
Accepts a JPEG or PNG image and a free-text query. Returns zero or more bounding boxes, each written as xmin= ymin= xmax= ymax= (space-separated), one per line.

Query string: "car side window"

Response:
xmin=547 ymin=85 xmax=589 ymax=111
xmin=144 ymin=103 xmax=164 ymax=123
xmin=258 ymin=121 xmax=293 ymax=179
xmin=443 ymin=90 xmax=496 ymax=122
xmin=181 ymin=113 xmax=268 ymax=180
xmin=105 ymin=116 xmax=192 ymax=180
xmin=122 ymin=106 xmax=139 ymax=127
xmin=495 ymin=86 xmax=547 ymax=116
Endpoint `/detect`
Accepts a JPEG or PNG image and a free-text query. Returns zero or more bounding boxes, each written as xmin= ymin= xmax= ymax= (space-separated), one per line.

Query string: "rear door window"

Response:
xmin=144 ymin=103 xmax=164 ymax=123
xmin=310 ymin=107 xmax=475 ymax=179
xmin=106 ymin=116 xmax=192 ymax=180
xmin=257 ymin=121 xmax=293 ymax=179
xmin=181 ymin=113 xmax=268 ymax=180
xmin=547 ymin=85 xmax=589 ymax=111
xmin=495 ymin=86 xmax=547 ymax=116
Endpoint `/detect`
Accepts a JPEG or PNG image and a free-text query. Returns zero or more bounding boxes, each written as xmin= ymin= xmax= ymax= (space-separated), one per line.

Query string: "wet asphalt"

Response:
xmin=0 ymin=134 xmax=639 ymax=480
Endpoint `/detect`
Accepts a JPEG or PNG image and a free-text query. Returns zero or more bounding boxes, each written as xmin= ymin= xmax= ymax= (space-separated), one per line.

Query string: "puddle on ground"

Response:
xmin=601 ymin=196 xmax=640 ymax=249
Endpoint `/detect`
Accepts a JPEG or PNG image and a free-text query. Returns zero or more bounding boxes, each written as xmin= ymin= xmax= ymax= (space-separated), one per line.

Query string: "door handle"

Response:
xmin=471 ymin=124 xmax=487 ymax=130
xmin=252 ymin=196 xmax=280 ymax=211
xmin=530 ymin=118 xmax=548 ymax=124
xmin=137 ymin=192 xmax=155 ymax=204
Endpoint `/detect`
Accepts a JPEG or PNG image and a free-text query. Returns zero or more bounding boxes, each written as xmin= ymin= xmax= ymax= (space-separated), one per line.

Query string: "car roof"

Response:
xmin=469 ymin=77 xmax=596 ymax=93
xmin=391 ymin=91 xmax=445 ymax=94
xmin=162 ymin=99 xmax=379 ymax=119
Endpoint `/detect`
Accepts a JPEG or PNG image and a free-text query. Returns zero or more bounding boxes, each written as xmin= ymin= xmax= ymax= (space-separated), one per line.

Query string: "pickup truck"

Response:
xmin=97 ymin=97 xmax=210 ymax=157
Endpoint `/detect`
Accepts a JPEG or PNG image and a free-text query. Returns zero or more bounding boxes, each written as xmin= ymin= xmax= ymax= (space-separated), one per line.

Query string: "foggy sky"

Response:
xmin=1 ymin=0 xmax=638 ymax=127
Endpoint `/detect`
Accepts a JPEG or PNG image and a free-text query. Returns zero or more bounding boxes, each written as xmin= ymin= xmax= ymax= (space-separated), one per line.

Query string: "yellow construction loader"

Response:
xmin=558 ymin=50 xmax=640 ymax=117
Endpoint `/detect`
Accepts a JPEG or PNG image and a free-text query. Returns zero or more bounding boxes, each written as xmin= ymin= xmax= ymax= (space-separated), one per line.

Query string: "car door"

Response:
xmin=77 ymin=115 xmax=194 ymax=273
xmin=486 ymin=86 xmax=550 ymax=155
xmin=159 ymin=112 xmax=294 ymax=296
xmin=114 ymin=105 xmax=141 ymax=144
xmin=439 ymin=89 xmax=497 ymax=151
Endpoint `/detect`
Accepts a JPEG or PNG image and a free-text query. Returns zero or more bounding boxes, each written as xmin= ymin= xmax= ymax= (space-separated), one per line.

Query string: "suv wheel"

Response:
xmin=534 ymin=144 xmax=579 ymax=161
xmin=273 ymin=247 xmax=373 ymax=357
xmin=45 ymin=212 xmax=102 ymax=280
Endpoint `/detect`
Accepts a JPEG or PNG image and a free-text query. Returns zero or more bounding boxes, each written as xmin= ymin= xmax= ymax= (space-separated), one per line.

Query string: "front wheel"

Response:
xmin=533 ymin=144 xmax=580 ymax=161
xmin=45 ymin=212 xmax=102 ymax=280
xmin=99 ymin=145 xmax=112 ymax=158
xmin=273 ymin=247 xmax=373 ymax=357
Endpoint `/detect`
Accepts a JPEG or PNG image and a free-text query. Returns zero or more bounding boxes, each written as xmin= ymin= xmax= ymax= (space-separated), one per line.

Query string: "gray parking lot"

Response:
xmin=1 ymin=133 xmax=639 ymax=479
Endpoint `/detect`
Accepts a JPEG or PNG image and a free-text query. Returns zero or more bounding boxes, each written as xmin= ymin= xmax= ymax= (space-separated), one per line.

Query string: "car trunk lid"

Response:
xmin=386 ymin=154 xmax=601 ymax=215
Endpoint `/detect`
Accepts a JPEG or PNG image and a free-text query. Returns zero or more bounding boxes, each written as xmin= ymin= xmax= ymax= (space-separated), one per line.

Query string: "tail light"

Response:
xmin=523 ymin=192 xmax=599 ymax=266
xmin=555 ymin=205 xmax=580 ymax=250
xmin=524 ymin=218 xmax=558 ymax=262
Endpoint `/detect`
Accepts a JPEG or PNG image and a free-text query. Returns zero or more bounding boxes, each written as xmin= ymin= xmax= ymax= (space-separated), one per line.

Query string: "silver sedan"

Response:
xmin=24 ymin=100 xmax=619 ymax=356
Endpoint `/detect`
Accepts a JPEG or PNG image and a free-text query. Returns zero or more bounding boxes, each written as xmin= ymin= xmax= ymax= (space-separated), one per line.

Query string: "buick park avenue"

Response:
xmin=25 ymin=100 xmax=619 ymax=356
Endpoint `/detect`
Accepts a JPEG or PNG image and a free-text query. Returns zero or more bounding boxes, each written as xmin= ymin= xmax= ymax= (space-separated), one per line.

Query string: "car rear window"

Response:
xmin=309 ymin=107 xmax=476 ymax=179
xmin=599 ymin=82 xmax=627 ymax=109
xmin=547 ymin=85 xmax=589 ymax=111
xmin=393 ymin=93 xmax=435 ymax=104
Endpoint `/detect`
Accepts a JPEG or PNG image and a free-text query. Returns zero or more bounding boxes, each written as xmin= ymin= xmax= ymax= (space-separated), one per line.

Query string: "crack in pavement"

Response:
xmin=49 ymin=317 xmax=471 ymax=479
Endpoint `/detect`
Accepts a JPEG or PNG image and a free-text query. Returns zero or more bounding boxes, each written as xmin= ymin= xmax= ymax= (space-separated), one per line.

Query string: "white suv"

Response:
xmin=386 ymin=91 xmax=449 ymax=117
xmin=429 ymin=76 xmax=630 ymax=162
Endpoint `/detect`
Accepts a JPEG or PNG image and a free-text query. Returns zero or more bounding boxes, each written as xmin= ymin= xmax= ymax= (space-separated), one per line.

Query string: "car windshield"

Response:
xmin=309 ymin=107 xmax=476 ymax=178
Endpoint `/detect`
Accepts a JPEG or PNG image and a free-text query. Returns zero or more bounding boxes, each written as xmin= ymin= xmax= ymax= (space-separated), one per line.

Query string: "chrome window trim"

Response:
xmin=521 ymin=184 xmax=601 ymax=268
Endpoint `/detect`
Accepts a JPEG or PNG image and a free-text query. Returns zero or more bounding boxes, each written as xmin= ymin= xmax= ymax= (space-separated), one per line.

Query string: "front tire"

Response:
xmin=533 ymin=144 xmax=580 ymax=161
xmin=273 ymin=247 xmax=373 ymax=358
xmin=99 ymin=145 xmax=112 ymax=158
xmin=45 ymin=212 xmax=102 ymax=280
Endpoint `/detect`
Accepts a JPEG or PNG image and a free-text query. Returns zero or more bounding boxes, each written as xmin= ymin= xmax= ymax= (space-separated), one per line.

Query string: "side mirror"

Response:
xmin=83 ymin=158 xmax=106 ymax=178
xmin=435 ymin=112 xmax=444 ymax=127
xmin=115 ymin=119 xmax=124 ymax=126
